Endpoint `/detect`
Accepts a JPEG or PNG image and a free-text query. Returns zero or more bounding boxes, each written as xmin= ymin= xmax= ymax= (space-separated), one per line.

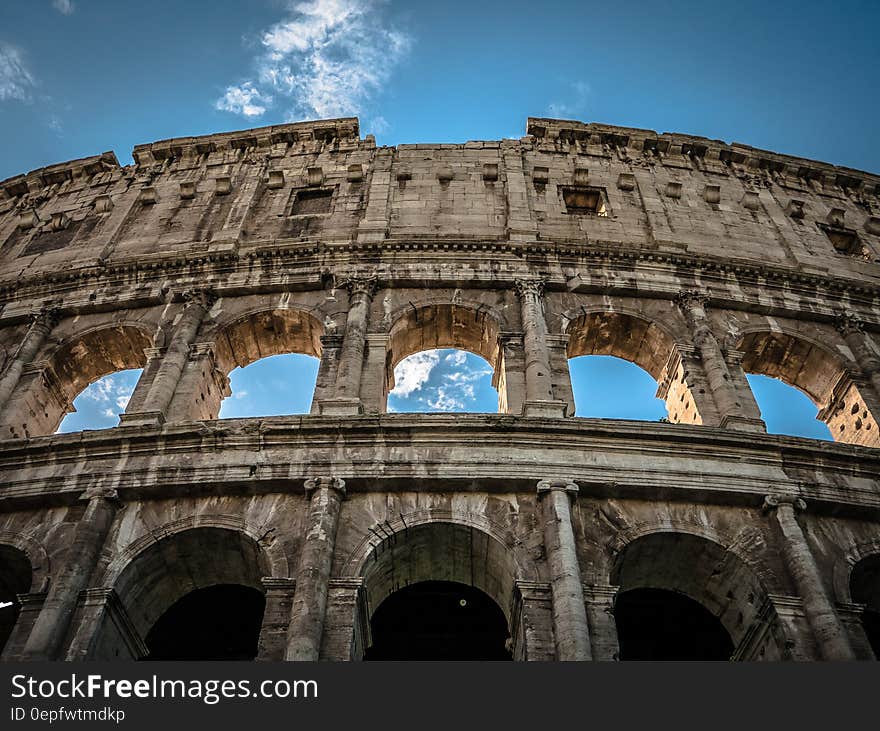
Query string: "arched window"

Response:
xmin=385 ymin=304 xmax=505 ymax=413
xmin=569 ymin=355 xmax=667 ymax=420
xmin=0 ymin=545 xmax=32 ymax=655
xmin=387 ymin=348 xmax=496 ymax=413
xmin=746 ymin=374 xmax=832 ymax=440
xmin=850 ymin=554 xmax=880 ymax=659
xmin=218 ymin=353 xmax=319 ymax=418
xmin=57 ymin=368 xmax=143 ymax=433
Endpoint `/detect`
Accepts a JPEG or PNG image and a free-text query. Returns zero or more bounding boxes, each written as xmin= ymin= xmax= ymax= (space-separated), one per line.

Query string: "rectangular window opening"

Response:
xmin=562 ymin=186 xmax=608 ymax=217
xmin=290 ymin=188 xmax=333 ymax=216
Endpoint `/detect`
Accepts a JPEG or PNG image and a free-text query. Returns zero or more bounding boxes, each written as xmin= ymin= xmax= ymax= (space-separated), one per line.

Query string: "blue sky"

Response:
xmin=3 ymin=1 xmax=868 ymax=440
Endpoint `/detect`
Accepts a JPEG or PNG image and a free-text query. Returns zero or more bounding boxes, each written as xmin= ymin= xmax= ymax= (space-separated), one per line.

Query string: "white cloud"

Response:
xmin=234 ymin=390 xmax=249 ymax=400
xmin=52 ymin=0 xmax=75 ymax=15
xmin=80 ymin=373 xmax=137 ymax=417
xmin=102 ymin=408 xmax=115 ymax=418
xmin=547 ymin=80 xmax=591 ymax=120
xmin=0 ymin=43 xmax=36 ymax=102
xmin=216 ymin=0 xmax=411 ymax=121
xmin=215 ymin=82 xmax=272 ymax=117
xmin=391 ymin=350 xmax=439 ymax=397
xmin=444 ymin=351 xmax=467 ymax=366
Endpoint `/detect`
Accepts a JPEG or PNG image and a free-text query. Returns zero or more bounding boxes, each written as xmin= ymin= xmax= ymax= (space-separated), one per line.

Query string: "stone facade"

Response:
xmin=0 ymin=116 xmax=879 ymax=660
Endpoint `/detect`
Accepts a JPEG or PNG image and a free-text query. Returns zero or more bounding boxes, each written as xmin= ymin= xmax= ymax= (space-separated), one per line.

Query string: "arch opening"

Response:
xmin=364 ymin=580 xmax=512 ymax=660
xmin=387 ymin=349 xmax=496 ymax=413
xmin=385 ymin=304 xmax=504 ymax=413
xmin=92 ymin=527 xmax=269 ymax=660
xmin=569 ymin=355 xmax=667 ymax=420
xmin=0 ymin=545 xmax=32 ymax=654
xmin=850 ymin=553 xmax=880 ymax=659
xmin=611 ymin=532 xmax=777 ymax=660
xmin=57 ymin=368 xmax=143 ymax=433
xmin=359 ymin=521 xmax=518 ymax=660
xmin=615 ymin=588 xmax=734 ymax=660
xmin=565 ymin=311 xmax=698 ymax=424
xmin=218 ymin=353 xmax=319 ymax=418
xmin=745 ymin=373 xmax=832 ymax=440
xmin=191 ymin=308 xmax=324 ymax=421
xmin=143 ymin=584 xmax=265 ymax=661
xmin=10 ymin=325 xmax=151 ymax=438
xmin=737 ymin=330 xmax=877 ymax=445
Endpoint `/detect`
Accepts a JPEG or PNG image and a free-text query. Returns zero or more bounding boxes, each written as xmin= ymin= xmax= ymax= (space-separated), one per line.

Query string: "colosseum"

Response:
xmin=0 ymin=115 xmax=878 ymax=661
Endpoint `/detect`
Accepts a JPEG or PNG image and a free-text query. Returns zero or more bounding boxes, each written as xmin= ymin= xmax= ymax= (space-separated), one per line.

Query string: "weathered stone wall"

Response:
xmin=0 ymin=116 xmax=878 ymax=661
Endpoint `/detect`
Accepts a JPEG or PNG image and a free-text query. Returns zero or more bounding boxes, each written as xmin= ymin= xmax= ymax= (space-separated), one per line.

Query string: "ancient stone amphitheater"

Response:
xmin=0 ymin=116 xmax=878 ymax=662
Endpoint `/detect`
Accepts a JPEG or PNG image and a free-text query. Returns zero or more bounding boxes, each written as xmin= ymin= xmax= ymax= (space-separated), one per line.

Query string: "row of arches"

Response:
xmin=2 ymin=521 xmax=878 ymax=660
xmin=21 ymin=303 xmax=858 ymax=443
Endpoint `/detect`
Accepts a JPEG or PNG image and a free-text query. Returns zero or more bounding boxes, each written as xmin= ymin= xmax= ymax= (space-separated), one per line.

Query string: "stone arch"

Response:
xmin=832 ymin=538 xmax=880 ymax=604
xmin=6 ymin=322 xmax=154 ymax=437
xmin=346 ymin=513 xmax=534 ymax=625
xmin=92 ymin=523 xmax=277 ymax=660
xmin=0 ymin=542 xmax=33 ymax=655
xmin=735 ymin=327 xmax=876 ymax=445
xmin=0 ymin=530 xmax=50 ymax=593
xmin=608 ymin=527 xmax=782 ymax=659
xmin=384 ymin=302 xmax=503 ymax=412
xmin=171 ymin=308 xmax=325 ymax=421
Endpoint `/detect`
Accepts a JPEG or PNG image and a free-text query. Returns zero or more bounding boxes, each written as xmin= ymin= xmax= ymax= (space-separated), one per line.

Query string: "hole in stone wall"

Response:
xmin=745 ymin=374 xmax=832 ymax=441
xmin=569 ymin=355 xmax=666 ymax=420
xmin=289 ymin=188 xmax=333 ymax=216
xmin=364 ymin=581 xmax=512 ymax=660
xmin=218 ymin=353 xmax=319 ymax=418
xmin=561 ymin=186 xmax=608 ymax=217
xmin=142 ymin=584 xmax=266 ymax=661
xmin=614 ymin=588 xmax=734 ymax=660
xmin=56 ymin=368 xmax=143 ymax=433
xmin=386 ymin=349 xmax=496 ymax=413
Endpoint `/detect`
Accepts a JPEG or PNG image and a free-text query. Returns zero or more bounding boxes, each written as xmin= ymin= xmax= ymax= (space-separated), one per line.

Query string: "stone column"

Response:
xmin=495 ymin=333 xmax=526 ymax=415
xmin=257 ymin=577 xmax=297 ymax=661
xmin=584 ymin=584 xmax=620 ymax=661
xmin=836 ymin=315 xmax=880 ymax=401
xmin=516 ymin=280 xmax=566 ymax=418
xmin=511 ymin=581 xmax=555 ymax=661
xmin=321 ymin=578 xmax=367 ymax=661
xmin=537 ymin=479 xmax=592 ymax=660
xmin=320 ymin=276 xmax=376 ymax=416
xmin=286 ymin=477 xmax=346 ymax=661
xmin=310 ymin=333 xmax=342 ymax=415
xmin=677 ymin=291 xmax=765 ymax=432
xmin=0 ymin=592 xmax=46 ymax=661
xmin=0 ymin=308 xmax=58 ymax=413
xmin=763 ymin=495 xmax=855 ymax=661
xmin=22 ymin=486 xmax=119 ymax=660
xmin=127 ymin=289 xmax=213 ymax=425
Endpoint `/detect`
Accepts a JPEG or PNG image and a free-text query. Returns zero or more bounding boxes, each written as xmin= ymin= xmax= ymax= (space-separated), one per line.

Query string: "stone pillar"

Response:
xmin=516 ymin=280 xmax=566 ymax=418
xmin=65 ymin=588 xmax=147 ymax=661
xmin=22 ymin=486 xmax=119 ymax=660
xmin=655 ymin=344 xmax=721 ymax=426
xmin=320 ymin=578 xmax=367 ymax=661
xmin=511 ymin=581 xmax=555 ymax=661
xmin=126 ymin=290 xmax=213 ymax=425
xmin=0 ymin=308 xmax=58 ymax=413
xmin=495 ymin=333 xmax=526 ymax=415
xmin=257 ymin=577 xmax=297 ymax=661
xmin=122 ymin=347 xmax=164 ymax=415
xmin=286 ymin=477 xmax=346 ymax=661
xmin=763 ymin=495 xmax=855 ymax=661
xmin=584 ymin=584 xmax=620 ymax=661
xmin=320 ymin=276 xmax=376 ymax=416
xmin=310 ymin=334 xmax=342 ymax=415
xmin=835 ymin=315 xmax=880 ymax=400
xmin=0 ymin=592 xmax=46 ymax=660
xmin=546 ymin=334 xmax=575 ymax=416
xmin=677 ymin=291 xmax=765 ymax=432
xmin=537 ymin=479 xmax=592 ymax=660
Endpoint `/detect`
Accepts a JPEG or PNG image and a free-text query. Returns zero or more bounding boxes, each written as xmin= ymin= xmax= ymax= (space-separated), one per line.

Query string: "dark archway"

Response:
xmin=364 ymin=581 xmax=512 ymax=660
xmin=142 ymin=584 xmax=266 ymax=661
xmin=615 ymin=588 xmax=735 ymax=660
xmin=0 ymin=545 xmax=32 ymax=654
xmin=850 ymin=553 xmax=880 ymax=659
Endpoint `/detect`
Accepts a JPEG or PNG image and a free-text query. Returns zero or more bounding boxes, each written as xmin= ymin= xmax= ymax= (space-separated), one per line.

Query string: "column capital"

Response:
xmin=31 ymin=306 xmax=62 ymax=331
xmin=834 ymin=313 xmax=865 ymax=337
xmin=675 ymin=289 xmax=709 ymax=312
xmin=175 ymin=287 xmax=217 ymax=309
xmin=537 ymin=478 xmax=579 ymax=497
xmin=763 ymin=494 xmax=807 ymax=513
xmin=514 ymin=278 xmax=546 ymax=299
xmin=79 ymin=485 xmax=119 ymax=503
xmin=304 ymin=476 xmax=346 ymax=497
xmin=338 ymin=274 xmax=378 ymax=299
